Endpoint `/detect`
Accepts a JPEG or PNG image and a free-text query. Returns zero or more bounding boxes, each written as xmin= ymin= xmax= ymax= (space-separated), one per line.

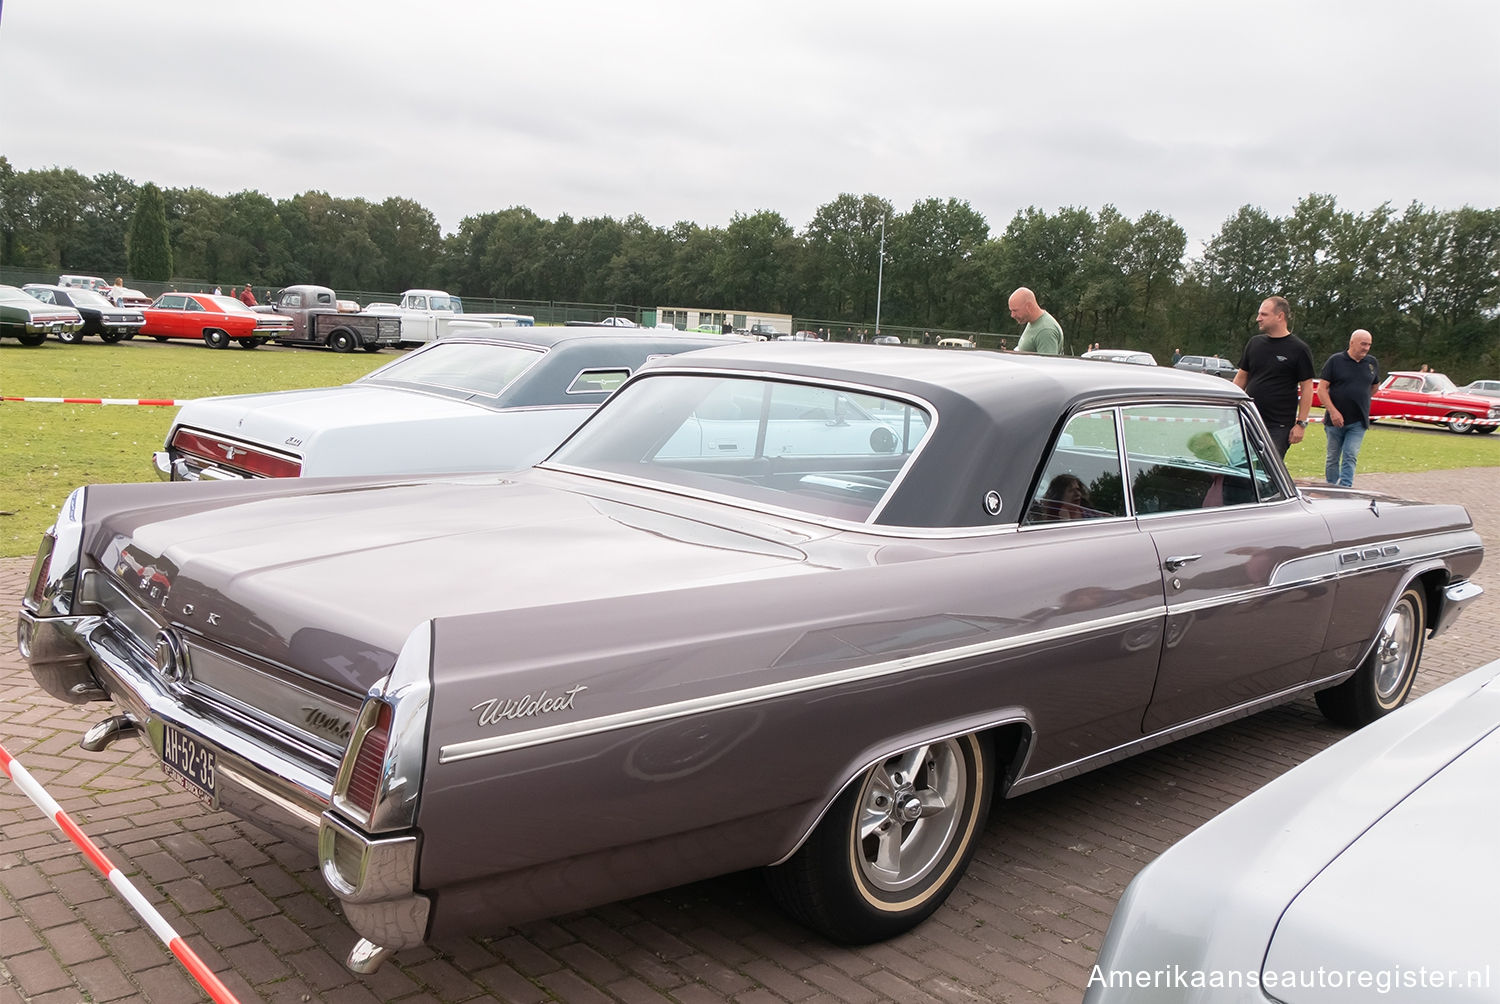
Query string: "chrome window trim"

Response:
xmin=438 ymin=604 xmax=1167 ymax=765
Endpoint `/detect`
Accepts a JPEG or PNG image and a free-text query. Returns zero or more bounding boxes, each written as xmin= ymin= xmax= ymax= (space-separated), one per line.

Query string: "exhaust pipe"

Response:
xmin=81 ymin=715 xmax=139 ymax=752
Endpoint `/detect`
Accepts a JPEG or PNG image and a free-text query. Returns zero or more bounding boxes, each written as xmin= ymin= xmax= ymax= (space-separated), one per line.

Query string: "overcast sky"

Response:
xmin=3 ymin=0 xmax=1496 ymax=251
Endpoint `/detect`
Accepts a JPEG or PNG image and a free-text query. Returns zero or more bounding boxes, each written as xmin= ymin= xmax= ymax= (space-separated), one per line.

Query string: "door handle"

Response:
xmin=1164 ymin=554 xmax=1202 ymax=572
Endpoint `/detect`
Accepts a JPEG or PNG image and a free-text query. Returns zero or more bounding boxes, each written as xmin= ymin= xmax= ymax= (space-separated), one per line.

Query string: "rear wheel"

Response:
xmin=1316 ymin=585 xmax=1425 ymax=728
xmin=17 ymin=333 xmax=47 ymax=347
xmin=1472 ymin=424 xmax=1496 ymax=435
xmin=202 ymin=328 xmax=230 ymax=349
xmin=766 ymin=733 xmax=993 ymax=943
xmin=329 ymin=330 xmax=356 ymax=353
xmin=153 ymin=336 xmax=169 ymax=342
xmin=1444 ymin=411 xmax=1473 ymax=434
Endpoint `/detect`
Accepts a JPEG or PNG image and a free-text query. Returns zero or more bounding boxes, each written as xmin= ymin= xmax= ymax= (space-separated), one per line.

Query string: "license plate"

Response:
xmin=161 ymin=723 xmax=217 ymax=807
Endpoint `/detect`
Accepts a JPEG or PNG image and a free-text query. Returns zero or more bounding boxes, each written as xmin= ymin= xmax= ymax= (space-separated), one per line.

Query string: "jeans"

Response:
xmin=1325 ymin=421 xmax=1367 ymax=487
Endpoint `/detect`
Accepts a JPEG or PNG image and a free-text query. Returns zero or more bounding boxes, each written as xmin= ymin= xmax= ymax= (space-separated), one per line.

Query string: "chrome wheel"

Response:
xmin=1372 ymin=593 xmax=1420 ymax=708
xmin=854 ymin=742 xmax=965 ymax=893
xmin=766 ymin=731 xmax=992 ymax=943
xmin=1445 ymin=412 xmax=1473 ymax=434
xmin=1316 ymin=585 xmax=1425 ymax=727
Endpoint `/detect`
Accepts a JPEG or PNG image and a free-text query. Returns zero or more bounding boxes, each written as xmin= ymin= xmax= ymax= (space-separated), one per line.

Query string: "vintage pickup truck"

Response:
xmin=389 ymin=288 xmax=534 ymax=346
xmin=263 ymin=285 xmax=401 ymax=353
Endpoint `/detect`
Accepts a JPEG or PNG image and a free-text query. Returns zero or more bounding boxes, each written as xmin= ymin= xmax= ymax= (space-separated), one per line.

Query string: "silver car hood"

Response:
xmin=1263 ymin=712 xmax=1500 ymax=1001
xmin=1087 ymin=660 xmax=1500 ymax=1003
xmin=91 ymin=474 xmax=821 ymax=692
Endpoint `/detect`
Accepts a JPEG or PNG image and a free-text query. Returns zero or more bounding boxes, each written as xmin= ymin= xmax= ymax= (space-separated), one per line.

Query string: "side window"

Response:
xmin=1122 ymin=405 xmax=1270 ymax=514
xmin=283 ymin=293 xmax=303 ymax=308
xmin=1391 ymin=376 xmax=1421 ymax=391
xmin=316 ymin=292 xmax=332 ymax=305
xmin=157 ymin=294 xmax=186 ymax=309
xmin=1024 ymin=410 xmax=1126 ymax=525
xmin=31 ymin=289 xmax=54 ymax=304
xmin=566 ymin=369 xmax=631 ymax=394
xmin=184 ymin=297 xmax=204 ymax=312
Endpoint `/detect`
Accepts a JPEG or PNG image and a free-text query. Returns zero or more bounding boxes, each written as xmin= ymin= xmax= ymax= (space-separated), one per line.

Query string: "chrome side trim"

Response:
xmin=1006 ymin=668 xmax=1361 ymax=796
xmin=438 ymin=605 xmax=1167 ymax=764
xmin=1270 ymin=530 xmax=1483 ymax=587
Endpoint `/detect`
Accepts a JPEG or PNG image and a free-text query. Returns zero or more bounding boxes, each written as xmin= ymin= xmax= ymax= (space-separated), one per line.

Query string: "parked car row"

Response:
xmin=1174 ymin=353 xmax=1237 ymax=378
xmin=0 ymin=284 xmax=85 ymax=345
xmin=21 ymin=284 xmax=146 ymax=343
xmin=16 ymin=345 xmax=1484 ymax=978
xmin=1312 ymin=370 xmax=1500 ymax=434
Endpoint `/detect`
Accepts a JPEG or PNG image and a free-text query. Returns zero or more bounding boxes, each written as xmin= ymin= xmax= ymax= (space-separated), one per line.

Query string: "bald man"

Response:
xmin=1008 ymin=287 xmax=1064 ymax=355
xmin=1319 ymin=329 xmax=1381 ymax=487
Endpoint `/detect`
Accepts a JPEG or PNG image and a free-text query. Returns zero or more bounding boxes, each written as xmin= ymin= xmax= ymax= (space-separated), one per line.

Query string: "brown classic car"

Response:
xmin=16 ymin=346 xmax=1484 ymax=975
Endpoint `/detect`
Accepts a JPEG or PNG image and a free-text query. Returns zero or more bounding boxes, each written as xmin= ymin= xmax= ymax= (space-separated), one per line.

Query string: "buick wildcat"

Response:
xmin=16 ymin=346 xmax=1483 ymax=975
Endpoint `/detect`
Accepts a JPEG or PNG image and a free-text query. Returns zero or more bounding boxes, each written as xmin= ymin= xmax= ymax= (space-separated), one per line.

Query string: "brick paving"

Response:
xmin=1 ymin=468 xmax=1496 ymax=1003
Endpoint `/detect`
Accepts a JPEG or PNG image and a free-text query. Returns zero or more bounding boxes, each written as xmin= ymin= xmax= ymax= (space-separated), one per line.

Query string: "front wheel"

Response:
xmin=362 ymin=343 xmax=383 ymax=353
xmin=56 ymin=328 xmax=83 ymax=345
xmin=1444 ymin=411 xmax=1474 ymax=434
xmin=100 ymin=331 xmax=123 ymax=344
xmin=1316 ymin=585 xmax=1426 ymax=728
xmin=235 ymin=336 xmax=262 ymax=350
xmin=766 ymin=733 xmax=993 ymax=943
xmin=202 ymin=328 xmax=230 ymax=349
xmin=329 ymin=330 xmax=355 ymax=353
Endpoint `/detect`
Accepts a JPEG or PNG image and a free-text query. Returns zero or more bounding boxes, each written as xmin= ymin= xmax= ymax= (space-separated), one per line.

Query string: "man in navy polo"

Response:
xmin=1319 ymin=329 xmax=1380 ymax=487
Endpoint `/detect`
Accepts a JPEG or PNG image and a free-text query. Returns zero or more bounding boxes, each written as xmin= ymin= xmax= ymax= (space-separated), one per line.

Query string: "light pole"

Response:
xmin=874 ymin=217 xmax=885 ymax=338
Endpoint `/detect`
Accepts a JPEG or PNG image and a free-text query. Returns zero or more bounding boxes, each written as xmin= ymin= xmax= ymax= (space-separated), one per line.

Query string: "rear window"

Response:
xmin=547 ymin=374 xmax=933 ymax=523
xmin=361 ymin=340 xmax=543 ymax=397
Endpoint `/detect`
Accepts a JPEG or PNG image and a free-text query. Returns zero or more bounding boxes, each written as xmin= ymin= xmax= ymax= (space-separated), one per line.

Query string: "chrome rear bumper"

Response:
xmin=17 ymin=603 xmax=431 ymax=962
xmin=16 ymin=608 xmax=331 ymax=845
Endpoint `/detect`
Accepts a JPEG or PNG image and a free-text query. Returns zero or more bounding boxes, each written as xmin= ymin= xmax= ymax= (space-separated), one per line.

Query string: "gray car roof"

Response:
xmin=641 ymin=343 xmax=1253 ymax=528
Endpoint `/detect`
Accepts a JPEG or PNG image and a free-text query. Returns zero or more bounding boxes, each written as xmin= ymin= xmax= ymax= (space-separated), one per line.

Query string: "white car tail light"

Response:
xmin=170 ymin=428 xmax=303 ymax=478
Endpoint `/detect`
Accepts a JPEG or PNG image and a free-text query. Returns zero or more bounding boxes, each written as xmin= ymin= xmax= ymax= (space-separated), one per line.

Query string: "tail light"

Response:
xmin=344 ymin=702 xmax=392 ymax=816
xmin=170 ymin=428 xmax=302 ymax=478
xmin=330 ymin=622 xmax=432 ymax=833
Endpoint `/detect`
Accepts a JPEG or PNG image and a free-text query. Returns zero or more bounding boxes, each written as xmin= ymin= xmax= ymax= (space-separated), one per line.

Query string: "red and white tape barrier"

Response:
xmin=1 ymin=396 xmax=190 ymax=406
xmin=0 ymin=741 xmax=241 ymax=1004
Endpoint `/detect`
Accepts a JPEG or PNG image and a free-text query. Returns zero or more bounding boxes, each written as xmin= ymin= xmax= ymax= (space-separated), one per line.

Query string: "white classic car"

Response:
xmin=1088 ymin=657 xmax=1500 ymax=1003
xmin=152 ymin=327 xmax=736 ymax=480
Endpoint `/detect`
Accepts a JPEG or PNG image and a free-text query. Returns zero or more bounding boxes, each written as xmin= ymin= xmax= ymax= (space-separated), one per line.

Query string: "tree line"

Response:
xmin=2 ymin=157 xmax=1496 ymax=378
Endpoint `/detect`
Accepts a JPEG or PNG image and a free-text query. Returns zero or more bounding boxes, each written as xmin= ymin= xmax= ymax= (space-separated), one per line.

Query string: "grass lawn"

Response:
xmin=2 ymin=339 xmax=390 ymax=556
xmin=2 ymin=340 xmax=1496 ymax=557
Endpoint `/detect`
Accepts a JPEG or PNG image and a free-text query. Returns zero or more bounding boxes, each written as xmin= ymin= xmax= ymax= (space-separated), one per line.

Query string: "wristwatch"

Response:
xmin=1295 ymin=420 xmax=1308 ymax=428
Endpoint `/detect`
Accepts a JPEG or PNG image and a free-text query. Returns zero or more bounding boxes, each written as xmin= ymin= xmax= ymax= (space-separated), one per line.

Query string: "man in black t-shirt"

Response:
xmin=1319 ymin=329 xmax=1380 ymax=487
xmin=1234 ymin=296 xmax=1315 ymax=457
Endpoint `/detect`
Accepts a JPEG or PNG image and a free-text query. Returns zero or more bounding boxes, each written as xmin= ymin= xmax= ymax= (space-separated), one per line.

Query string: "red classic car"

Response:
xmin=139 ymin=292 xmax=293 ymax=348
xmin=1314 ymin=370 xmax=1499 ymax=434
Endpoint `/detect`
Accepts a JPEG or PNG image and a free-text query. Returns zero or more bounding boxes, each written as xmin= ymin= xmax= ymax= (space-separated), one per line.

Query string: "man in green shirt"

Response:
xmin=1008 ymin=287 xmax=1064 ymax=354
